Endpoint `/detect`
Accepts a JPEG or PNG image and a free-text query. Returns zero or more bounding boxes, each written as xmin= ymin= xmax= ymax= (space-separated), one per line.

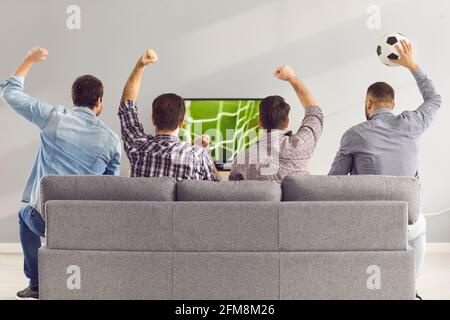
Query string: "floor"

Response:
xmin=1 ymin=252 xmax=449 ymax=300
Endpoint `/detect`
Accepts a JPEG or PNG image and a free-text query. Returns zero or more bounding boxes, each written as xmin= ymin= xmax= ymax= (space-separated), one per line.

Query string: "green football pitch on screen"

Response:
xmin=181 ymin=99 xmax=261 ymax=164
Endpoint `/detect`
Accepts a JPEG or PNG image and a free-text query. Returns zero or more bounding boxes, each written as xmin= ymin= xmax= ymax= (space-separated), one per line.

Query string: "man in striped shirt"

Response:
xmin=230 ymin=65 xmax=324 ymax=181
xmin=118 ymin=49 xmax=219 ymax=181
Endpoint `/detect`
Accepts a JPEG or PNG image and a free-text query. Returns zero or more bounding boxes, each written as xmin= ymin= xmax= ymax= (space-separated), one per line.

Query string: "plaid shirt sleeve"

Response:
xmin=284 ymin=105 xmax=324 ymax=160
xmin=200 ymin=151 xmax=221 ymax=181
xmin=229 ymin=154 xmax=245 ymax=180
xmin=118 ymin=100 xmax=149 ymax=154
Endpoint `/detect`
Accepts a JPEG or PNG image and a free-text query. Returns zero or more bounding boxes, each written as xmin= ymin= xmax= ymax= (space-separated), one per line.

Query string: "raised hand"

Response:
xmin=274 ymin=65 xmax=296 ymax=82
xmin=274 ymin=64 xmax=318 ymax=107
xmin=392 ymin=40 xmax=418 ymax=71
xmin=13 ymin=47 xmax=49 ymax=77
xmin=121 ymin=49 xmax=158 ymax=102
xmin=194 ymin=134 xmax=210 ymax=149
xmin=139 ymin=49 xmax=158 ymax=67
xmin=25 ymin=47 xmax=49 ymax=64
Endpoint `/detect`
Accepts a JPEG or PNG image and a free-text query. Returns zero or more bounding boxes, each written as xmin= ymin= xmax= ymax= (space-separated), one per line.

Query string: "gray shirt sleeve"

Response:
xmin=329 ymin=128 xmax=354 ymax=175
xmin=401 ymin=68 xmax=442 ymax=132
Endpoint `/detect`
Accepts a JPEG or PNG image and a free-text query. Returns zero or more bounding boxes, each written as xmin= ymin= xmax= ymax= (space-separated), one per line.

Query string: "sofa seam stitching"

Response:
xmin=172 ymin=203 xmax=174 ymax=299
xmin=278 ymin=203 xmax=281 ymax=300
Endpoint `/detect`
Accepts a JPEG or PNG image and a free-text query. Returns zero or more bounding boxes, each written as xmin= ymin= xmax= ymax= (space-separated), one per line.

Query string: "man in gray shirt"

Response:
xmin=329 ymin=40 xmax=442 ymax=283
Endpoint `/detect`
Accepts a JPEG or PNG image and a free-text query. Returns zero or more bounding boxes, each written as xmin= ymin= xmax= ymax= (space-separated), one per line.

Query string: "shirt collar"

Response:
xmin=73 ymin=106 xmax=97 ymax=117
xmin=369 ymin=108 xmax=393 ymax=120
xmin=258 ymin=129 xmax=292 ymax=142
xmin=154 ymin=134 xmax=180 ymax=142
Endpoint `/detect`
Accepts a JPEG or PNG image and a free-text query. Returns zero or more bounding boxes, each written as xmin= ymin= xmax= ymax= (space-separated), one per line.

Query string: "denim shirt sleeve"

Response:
xmin=104 ymin=139 xmax=122 ymax=176
xmin=0 ymin=76 xmax=56 ymax=129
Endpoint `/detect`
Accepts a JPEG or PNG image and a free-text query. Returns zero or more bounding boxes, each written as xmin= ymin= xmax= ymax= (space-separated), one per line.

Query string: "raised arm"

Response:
xmin=1 ymin=47 xmax=56 ymax=129
xmin=121 ymin=49 xmax=158 ymax=102
xmin=118 ymin=49 xmax=158 ymax=153
xmin=274 ymin=65 xmax=324 ymax=159
xmin=274 ymin=65 xmax=319 ymax=108
xmin=13 ymin=47 xmax=49 ymax=77
xmin=392 ymin=40 xmax=442 ymax=131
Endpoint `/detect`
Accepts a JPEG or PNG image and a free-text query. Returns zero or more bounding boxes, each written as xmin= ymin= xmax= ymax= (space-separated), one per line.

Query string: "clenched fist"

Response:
xmin=194 ymin=134 xmax=210 ymax=149
xmin=274 ymin=65 xmax=296 ymax=82
xmin=139 ymin=49 xmax=158 ymax=67
xmin=25 ymin=47 xmax=49 ymax=63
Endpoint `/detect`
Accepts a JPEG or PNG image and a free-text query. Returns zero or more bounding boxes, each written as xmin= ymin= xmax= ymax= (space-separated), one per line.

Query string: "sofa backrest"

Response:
xmin=282 ymin=175 xmax=420 ymax=224
xmin=45 ymin=200 xmax=407 ymax=252
xmin=40 ymin=175 xmax=176 ymax=215
xmin=40 ymin=175 xmax=420 ymax=224
xmin=177 ymin=180 xmax=282 ymax=201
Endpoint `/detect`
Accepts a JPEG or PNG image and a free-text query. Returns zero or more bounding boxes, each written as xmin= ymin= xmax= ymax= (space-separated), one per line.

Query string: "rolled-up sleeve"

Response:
xmin=118 ymin=100 xmax=149 ymax=155
xmin=1 ymin=76 xmax=55 ymax=129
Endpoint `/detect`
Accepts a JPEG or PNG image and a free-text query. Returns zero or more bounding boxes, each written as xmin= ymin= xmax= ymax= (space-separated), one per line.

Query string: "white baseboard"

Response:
xmin=0 ymin=243 xmax=22 ymax=253
xmin=1 ymin=242 xmax=450 ymax=254
xmin=426 ymin=243 xmax=450 ymax=253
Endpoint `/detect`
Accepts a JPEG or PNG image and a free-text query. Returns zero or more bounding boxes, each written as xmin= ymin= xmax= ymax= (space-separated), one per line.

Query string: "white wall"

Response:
xmin=0 ymin=0 xmax=449 ymax=242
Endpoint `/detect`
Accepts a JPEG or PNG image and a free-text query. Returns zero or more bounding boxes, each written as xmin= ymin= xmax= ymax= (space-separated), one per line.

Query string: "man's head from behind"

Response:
xmin=259 ymin=95 xmax=291 ymax=130
xmin=152 ymin=93 xmax=185 ymax=134
xmin=72 ymin=75 xmax=104 ymax=116
xmin=365 ymin=82 xmax=395 ymax=120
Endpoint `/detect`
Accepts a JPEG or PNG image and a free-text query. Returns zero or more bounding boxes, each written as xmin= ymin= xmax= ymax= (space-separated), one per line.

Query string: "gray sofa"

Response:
xmin=38 ymin=175 xmax=420 ymax=300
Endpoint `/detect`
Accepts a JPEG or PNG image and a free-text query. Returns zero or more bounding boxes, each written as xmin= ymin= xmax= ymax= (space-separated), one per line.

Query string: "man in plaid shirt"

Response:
xmin=230 ymin=65 xmax=324 ymax=181
xmin=118 ymin=49 xmax=219 ymax=181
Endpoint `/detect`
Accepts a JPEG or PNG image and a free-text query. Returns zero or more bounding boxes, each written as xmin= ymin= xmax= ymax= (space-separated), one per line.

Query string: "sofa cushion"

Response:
xmin=39 ymin=249 xmax=173 ymax=300
xmin=280 ymin=250 xmax=415 ymax=300
xmin=40 ymin=175 xmax=176 ymax=214
xmin=173 ymin=202 xmax=279 ymax=251
xmin=176 ymin=180 xmax=282 ymax=201
xmin=282 ymin=175 xmax=420 ymax=224
xmin=280 ymin=201 xmax=408 ymax=251
xmin=173 ymin=252 xmax=279 ymax=300
xmin=45 ymin=201 xmax=173 ymax=251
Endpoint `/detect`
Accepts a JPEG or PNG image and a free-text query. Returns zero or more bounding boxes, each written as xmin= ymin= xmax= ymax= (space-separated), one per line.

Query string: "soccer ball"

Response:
xmin=376 ymin=32 xmax=410 ymax=67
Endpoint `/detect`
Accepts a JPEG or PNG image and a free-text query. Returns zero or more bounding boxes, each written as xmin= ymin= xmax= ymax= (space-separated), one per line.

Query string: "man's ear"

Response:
xmin=284 ymin=118 xmax=289 ymax=129
xmin=391 ymin=101 xmax=396 ymax=110
xmin=92 ymin=97 xmax=103 ymax=116
xmin=178 ymin=118 xmax=185 ymax=129
xmin=366 ymin=98 xmax=373 ymax=110
xmin=258 ymin=115 xmax=263 ymax=129
xmin=151 ymin=115 xmax=156 ymax=126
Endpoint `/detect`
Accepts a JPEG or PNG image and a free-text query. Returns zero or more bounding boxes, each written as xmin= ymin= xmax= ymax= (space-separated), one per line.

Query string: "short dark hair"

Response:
xmin=152 ymin=93 xmax=185 ymax=131
xmin=367 ymin=82 xmax=395 ymax=103
xmin=259 ymin=95 xmax=291 ymax=129
xmin=71 ymin=75 xmax=104 ymax=108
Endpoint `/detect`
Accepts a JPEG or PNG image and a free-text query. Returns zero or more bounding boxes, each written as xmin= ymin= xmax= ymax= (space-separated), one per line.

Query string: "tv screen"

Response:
xmin=180 ymin=99 xmax=261 ymax=168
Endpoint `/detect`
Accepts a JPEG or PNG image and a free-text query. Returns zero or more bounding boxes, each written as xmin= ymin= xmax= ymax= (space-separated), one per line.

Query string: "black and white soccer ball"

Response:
xmin=377 ymin=32 xmax=410 ymax=67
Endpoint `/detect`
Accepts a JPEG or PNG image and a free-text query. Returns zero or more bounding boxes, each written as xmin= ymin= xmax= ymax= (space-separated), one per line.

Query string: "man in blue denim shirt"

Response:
xmin=0 ymin=47 xmax=121 ymax=299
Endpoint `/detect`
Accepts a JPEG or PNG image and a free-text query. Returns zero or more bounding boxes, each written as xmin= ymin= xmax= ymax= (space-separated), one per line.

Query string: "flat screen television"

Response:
xmin=180 ymin=99 xmax=262 ymax=170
